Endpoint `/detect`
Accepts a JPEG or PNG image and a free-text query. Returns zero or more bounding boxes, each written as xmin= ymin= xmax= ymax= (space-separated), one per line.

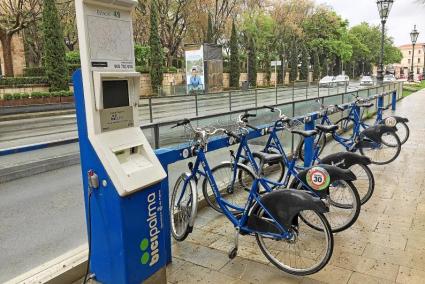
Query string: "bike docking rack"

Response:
xmin=152 ymin=87 xmax=400 ymax=267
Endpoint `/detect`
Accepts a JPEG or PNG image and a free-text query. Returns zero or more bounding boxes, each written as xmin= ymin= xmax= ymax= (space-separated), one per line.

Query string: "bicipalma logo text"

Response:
xmin=140 ymin=192 xmax=160 ymax=266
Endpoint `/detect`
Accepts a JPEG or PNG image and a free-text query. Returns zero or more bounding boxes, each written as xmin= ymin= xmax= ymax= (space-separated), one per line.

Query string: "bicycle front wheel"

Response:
xmin=396 ymin=121 xmax=409 ymax=145
xmin=349 ymin=163 xmax=375 ymax=205
xmin=291 ymin=180 xmax=361 ymax=233
xmin=359 ymin=132 xmax=401 ymax=165
xmin=170 ymin=174 xmax=198 ymax=241
xmin=256 ymin=210 xmax=333 ymax=276
xmin=202 ymin=162 xmax=255 ymax=213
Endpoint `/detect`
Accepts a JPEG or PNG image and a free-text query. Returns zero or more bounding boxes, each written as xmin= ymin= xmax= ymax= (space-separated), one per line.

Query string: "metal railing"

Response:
xmin=141 ymin=82 xmax=403 ymax=149
xmin=139 ymin=82 xmax=402 ymax=125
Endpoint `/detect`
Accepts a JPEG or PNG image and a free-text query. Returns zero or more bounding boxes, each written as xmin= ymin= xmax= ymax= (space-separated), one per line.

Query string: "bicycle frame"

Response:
xmin=229 ymin=126 xmax=323 ymax=199
xmin=181 ymin=146 xmax=293 ymax=240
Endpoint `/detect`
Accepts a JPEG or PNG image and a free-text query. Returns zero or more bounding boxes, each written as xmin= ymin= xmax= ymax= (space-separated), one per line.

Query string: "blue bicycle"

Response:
xmin=170 ymin=119 xmax=334 ymax=276
xmin=296 ymin=100 xmax=401 ymax=165
xmin=203 ymin=114 xmax=361 ymax=233
xmin=333 ymin=94 xmax=409 ymax=145
xmin=258 ymin=106 xmax=375 ymax=205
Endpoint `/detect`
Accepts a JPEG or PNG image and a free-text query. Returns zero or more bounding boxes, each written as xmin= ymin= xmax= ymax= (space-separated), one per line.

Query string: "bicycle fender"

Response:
xmin=360 ymin=124 xmax=397 ymax=143
xmin=320 ymin=152 xmax=372 ymax=168
xmin=247 ymin=190 xmax=328 ymax=233
xmin=297 ymin=164 xmax=357 ymax=183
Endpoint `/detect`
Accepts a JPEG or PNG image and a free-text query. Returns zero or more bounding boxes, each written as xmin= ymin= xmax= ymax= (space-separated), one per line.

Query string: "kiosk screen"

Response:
xmin=103 ymin=80 xmax=129 ymax=109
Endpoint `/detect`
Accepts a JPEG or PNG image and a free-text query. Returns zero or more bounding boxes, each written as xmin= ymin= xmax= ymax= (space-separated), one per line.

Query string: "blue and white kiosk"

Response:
xmin=74 ymin=0 xmax=167 ymax=283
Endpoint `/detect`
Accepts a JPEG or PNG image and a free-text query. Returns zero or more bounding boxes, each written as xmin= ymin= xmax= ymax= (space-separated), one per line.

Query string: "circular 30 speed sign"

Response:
xmin=306 ymin=167 xmax=331 ymax=191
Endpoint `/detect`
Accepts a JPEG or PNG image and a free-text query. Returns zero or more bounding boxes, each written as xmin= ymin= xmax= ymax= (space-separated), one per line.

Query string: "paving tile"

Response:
xmin=209 ymin=235 xmax=269 ymax=264
xmin=396 ymin=266 xmax=425 ymax=284
xmin=172 ymin=241 xmax=230 ymax=270
xmin=219 ymin=257 xmax=301 ymax=284
xmin=330 ymin=251 xmax=399 ymax=281
xmin=348 ymin=272 xmax=395 ymax=284
xmin=361 ymin=244 xmax=425 ymax=271
xmin=306 ymin=264 xmax=352 ymax=284
xmin=186 ymin=227 xmax=223 ymax=247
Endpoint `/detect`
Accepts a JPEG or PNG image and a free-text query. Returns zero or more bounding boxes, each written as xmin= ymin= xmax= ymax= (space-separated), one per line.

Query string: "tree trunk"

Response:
xmin=1 ymin=34 xmax=15 ymax=77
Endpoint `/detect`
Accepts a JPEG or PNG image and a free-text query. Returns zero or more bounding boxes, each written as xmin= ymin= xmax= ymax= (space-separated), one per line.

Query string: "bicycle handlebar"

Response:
xmin=171 ymin=118 xmax=191 ymax=129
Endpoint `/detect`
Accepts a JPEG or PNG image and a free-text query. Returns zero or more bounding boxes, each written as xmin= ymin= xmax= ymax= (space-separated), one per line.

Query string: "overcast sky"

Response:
xmin=315 ymin=0 xmax=425 ymax=46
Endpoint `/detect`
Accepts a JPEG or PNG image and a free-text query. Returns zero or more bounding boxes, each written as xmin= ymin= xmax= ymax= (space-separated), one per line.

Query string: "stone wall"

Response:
xmin=140 ymin=72 xmax=186 ymax=96
xmin=0 ymin=33 xmax=26 ymax=76
xmin=223 ymin=72 xmax=291 ymax=88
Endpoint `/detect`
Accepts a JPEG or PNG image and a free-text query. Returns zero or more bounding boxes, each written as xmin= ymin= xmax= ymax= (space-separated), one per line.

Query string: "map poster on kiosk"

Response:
xmin=74 ymin=0 xmax=167 ymax=283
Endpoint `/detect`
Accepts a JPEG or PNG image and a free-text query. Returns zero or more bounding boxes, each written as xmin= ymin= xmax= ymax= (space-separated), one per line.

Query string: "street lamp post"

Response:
xmin=422 ymin=44 xmax=425 ymax=80
xmin=376 ymin=0 xmax=394 ymax=83
xmin=409 ymin=25 xmax=419 ymax=82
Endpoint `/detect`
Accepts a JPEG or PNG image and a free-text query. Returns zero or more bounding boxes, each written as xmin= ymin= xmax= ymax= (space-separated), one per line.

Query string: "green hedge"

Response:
xmin=135 ymin=66 xmax=179 ymax=74
xmin=3 ymin=91 xmax=73 ymax=100
xmin=0 ymin=77 xmax=49 ymax=86
xmin=23 ymin=67 xmax=46 ymax=77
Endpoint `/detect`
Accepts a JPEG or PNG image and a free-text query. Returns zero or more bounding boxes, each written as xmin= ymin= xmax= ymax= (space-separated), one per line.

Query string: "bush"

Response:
xmin=68 ymin=64 xmax=81 ymax=76
xmin=0 ymin=77 xmax=49 ymax=86
xmin=23 ymin=67 xmax=46 ymax=77
xmin=136 ymin=66 xmax=150 ymax=73
xmin=167 ymin=66 xmax=178 ymax=73
xmin=2 ymin=91 xmax=73 ymax=100
xmin=65 ymin=51 xmax=80 ymax=64
xmin=4 ymin=94 xmax=14 ymax=100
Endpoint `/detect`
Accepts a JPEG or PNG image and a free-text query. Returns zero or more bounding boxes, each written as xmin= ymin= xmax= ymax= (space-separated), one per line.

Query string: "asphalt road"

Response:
xmin=0 ymin=165 xmax=85 ymax=283
xmin=0 ymin=83 xmax=366 ymax=151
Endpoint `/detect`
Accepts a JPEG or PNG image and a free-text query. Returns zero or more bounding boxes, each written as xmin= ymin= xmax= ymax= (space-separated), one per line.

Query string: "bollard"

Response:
xmin=303 ymin=117 xmax=315 ymax=168
xmin=391 ymin=90 xmax=397 ymax=111
xmin=377 ymin=94 xmax=384 ymax=122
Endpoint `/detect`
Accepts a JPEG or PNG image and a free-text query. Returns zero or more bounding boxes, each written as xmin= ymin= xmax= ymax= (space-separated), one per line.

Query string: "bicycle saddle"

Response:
xmin=316 ymin=124 xmax=338 ymax=133
xmin=358 ymin=102 xmax=374 ymax=108
xmin=291 ymin=129 xmax=318 ymax=138
xmin=253 ymin=151 xmax=283 ymax=164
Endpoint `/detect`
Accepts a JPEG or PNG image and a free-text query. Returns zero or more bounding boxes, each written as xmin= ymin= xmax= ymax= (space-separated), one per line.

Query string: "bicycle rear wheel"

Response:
xmin=256 ymin=210 xmax=333 ymax=276
xmin=170 ymin=174 xmax=197 ymax=241
xmin=202 ymin=162 xmax=255 ymax=213
xmin=298 ymin=134 xmax=327 ymax=162
xmin=359 ymin=132 xmax=401 ymax=165
xmin=334 ymin=117 xmax=356 ymax=140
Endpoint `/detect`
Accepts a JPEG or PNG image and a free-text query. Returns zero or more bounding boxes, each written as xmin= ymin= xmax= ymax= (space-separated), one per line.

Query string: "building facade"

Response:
xmin=394 ymin=43 xmax=425 ymax=80
xmin=0 ymin=32 xmax=26 ymax=77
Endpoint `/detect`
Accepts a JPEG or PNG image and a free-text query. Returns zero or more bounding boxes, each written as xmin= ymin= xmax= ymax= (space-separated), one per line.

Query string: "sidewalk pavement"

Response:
xmin=166 ymin=89 xmax=425 ymax=284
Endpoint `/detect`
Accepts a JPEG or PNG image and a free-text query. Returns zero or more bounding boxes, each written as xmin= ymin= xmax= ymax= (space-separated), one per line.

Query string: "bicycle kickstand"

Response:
xmin=228 ymin=228 xmax=239 ymax=259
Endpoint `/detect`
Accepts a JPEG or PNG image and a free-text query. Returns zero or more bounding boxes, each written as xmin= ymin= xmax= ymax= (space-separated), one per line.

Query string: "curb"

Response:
xmin=0 ymin=153 xmax=80 ymax=184
xmin=0 ymin=138 xmax=79 ymax=156
xmin=0 ymin=109 xmax=76 ymax=122
xmin=4 ymin=245 xmax=88 ymax=284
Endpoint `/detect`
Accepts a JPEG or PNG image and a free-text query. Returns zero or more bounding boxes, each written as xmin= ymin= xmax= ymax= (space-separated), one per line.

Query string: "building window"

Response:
xmin=408 ymin=59 xmax=411 ymax=64
xmin=409 ymin=50 xmax=412 ymax=55
xmin=418 ymin=67 xmax=421 ymax=74
xmin=419 ymin=58 xmax=422 ymax=64
xmin=420 ymin=50 xmax=422 ymax=54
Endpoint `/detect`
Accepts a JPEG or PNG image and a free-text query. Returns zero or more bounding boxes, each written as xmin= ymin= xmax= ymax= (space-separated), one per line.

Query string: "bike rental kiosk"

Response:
xmin=74 ymin=0 xmax=167 ymax=283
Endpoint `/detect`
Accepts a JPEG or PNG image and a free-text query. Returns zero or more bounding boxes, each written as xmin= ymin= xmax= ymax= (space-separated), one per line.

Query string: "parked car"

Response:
xmin=319 ymin=76 xmax=336 ymax=88
xmin=360 ymin=76 xmax=374 ymax=86
xmin=335 ymin=74 xmax=350 ymax=86
xmin=383 ymin=74 xmax=396 ymax=83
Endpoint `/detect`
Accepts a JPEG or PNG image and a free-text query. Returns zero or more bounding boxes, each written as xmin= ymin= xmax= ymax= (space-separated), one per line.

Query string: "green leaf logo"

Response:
xmin=140 ymin=238 xmax=150 ymax=265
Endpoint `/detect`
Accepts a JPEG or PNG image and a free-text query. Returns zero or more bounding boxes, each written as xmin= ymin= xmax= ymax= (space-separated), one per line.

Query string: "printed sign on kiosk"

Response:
xmin=74 ymin=0 xmax=167 ymax=283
